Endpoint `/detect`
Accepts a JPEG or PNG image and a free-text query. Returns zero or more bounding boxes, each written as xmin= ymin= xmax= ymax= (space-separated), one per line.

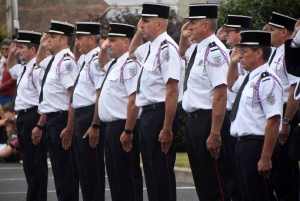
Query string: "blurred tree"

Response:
xmin=218 ymin=0 xmax=300 ymax=30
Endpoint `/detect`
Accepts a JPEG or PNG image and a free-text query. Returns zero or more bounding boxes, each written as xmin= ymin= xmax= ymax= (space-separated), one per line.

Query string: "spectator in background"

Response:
xmin=0 ymin=39 xmax=16 ymax=106
xmin=0 ymin=118 xmax=20 ymax=160
xmin=0 ymin=105 xmax=7 ymax=145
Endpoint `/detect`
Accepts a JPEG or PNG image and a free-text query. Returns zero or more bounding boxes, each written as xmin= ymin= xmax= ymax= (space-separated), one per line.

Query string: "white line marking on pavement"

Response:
xmin=0 ymin=187 xmax=195 ymax=194
xmin=0 ymin=167 xmax=24 ymax=170
xmin=0 ymin=177 xmax=54 ymax=181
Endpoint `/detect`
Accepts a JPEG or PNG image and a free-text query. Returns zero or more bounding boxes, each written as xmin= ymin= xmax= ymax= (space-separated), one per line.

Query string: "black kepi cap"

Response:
xmin=108 ymin=23 xmax=135 ymax=38
xmin=46 ymin=20 xmax=75 ymax=37
xmin=235 ymin=30 xmax=271 ymax=46
xmin=269 ymin=12 xmax=297 ymax=31
xmin=74 ymin=22 xmax=101 ymax=35
xmin=142 ymin=3 xmax=170 ymax=19
xmin=225 ymin=15 xmax=252 ymax=29
xmin=17 ymin=30 xmax=41 ymax=44
xmin=185 ymin=3 xmax=218 ymax=19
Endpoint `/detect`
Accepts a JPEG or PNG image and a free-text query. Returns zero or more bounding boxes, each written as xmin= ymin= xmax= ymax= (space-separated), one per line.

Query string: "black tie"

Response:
xmin=136 ymin=45 xmax=151 ymax=94
xmin=11 ymin=66 xmax=27 ymax=111
xmin=183 ymin=46 xmax=197 ymax=91
xmin=99 ymin=59 xmax=118 ymax=92
xmin=230 ymin=73 xmax=250 ymax=122
xmin=70 ymin=61 xmax=86 ymax=104
xmin=268 ymin=49 xmax=277 ymax=66
xmin=39 ymin=56 xmax=55 ymax=103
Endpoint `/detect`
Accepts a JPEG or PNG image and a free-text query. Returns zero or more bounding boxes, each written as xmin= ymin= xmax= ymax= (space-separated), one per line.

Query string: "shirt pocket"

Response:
xmin=242 ymin=95 xmax=254 ymax=113
xmin=108 ymin=73 xmax=119 ymax=94
xmin=47 ymin=73 xmax=61 ymax=92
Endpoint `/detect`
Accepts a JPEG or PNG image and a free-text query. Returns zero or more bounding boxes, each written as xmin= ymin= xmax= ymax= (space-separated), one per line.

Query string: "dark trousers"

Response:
xmin=73 ymin=105 xmax=106 ymax=201
xmin=236 ymin=138 xmax=277 ymax=201
xmin=289 ymin=108 xmax=300 ymax=160
xmin=226 ymin=111 xmax=242 ymax=201
xmin=46 ymin=111 xmax=79 ymax=201
xmin=104 ymin=119 xmax=143 ymax=201
xmin=185 ymin=109 xmax=231 ymax=201
xmin=16 ymin=107 xmax=48 ymax=201
xmin=273 ymin=105 xmax=299 ymax=201
xmin=140 ymin=107 xmax=177 ymax=201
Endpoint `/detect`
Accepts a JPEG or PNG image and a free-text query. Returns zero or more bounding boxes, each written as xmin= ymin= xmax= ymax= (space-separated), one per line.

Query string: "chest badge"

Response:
xmin=197 ymin=60 xmax=203 ymax=66
xmin=250 ymin=82 xmax=255 ymax=88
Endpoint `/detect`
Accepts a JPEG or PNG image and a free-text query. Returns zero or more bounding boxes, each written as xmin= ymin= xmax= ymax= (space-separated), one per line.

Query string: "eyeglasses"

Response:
xmin=225 ymin=28 xmax=238 ymax=35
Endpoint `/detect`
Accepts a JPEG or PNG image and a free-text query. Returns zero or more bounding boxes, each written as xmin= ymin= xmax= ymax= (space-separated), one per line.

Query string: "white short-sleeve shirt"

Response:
xmin=72 ymin=47 xmax=105 ymax=108
xmin=230 ymin=64 xmax=283 ymax=136
xmin=269 ymin=44 xmax=298 ymax=102
xmin=9 ymin=57 xmax=44 ymax=111
xmin=182 ymin=34 xmax=230 ymax=112
xmin=134 ymin=32 xmax=185 ymax=107
xmin=98 ymin=52 xmax=141 ymax=122
xmin=38 ymin=48 xmax=79 ymax=113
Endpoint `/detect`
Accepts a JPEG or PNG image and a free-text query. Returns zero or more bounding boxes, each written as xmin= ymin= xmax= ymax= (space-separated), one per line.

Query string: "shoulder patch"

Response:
xmin=161 ymin=40 xmax=168 ymax=50
xmin=209 ymin=42 xmax=219 ymax=52
xmin=266 ymin=92 xmax=276 ymax=105
xmin=162 ymin=49 xmax=170 ymax=62
xmin=126 ymin=59 xmax=134 ymax=64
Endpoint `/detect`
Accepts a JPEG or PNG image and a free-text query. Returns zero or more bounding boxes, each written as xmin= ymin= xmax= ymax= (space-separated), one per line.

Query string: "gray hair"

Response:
xmin=1 ymin=39 xmax=12 ymax=46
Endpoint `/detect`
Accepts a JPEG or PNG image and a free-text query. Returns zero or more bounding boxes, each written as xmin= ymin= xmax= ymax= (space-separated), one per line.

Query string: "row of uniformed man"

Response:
xmin=7 ymin=2 xmax=300 ymax=201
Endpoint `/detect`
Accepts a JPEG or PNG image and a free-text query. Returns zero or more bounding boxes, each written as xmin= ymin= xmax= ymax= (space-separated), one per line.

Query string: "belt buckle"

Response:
xmin=152 ymin=104 xmax=156 ymax=109
xmin=237 ymin=136 xmax=241 ymax=141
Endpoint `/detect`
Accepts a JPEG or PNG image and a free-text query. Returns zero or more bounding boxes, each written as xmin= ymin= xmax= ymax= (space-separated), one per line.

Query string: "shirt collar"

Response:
xmin=85 ymin=47 xmax=100 ymax=62
xmin=25 ymin=57 xmax=36 ymax=69
xmin=276 ymin=43 xmax=284 ymax=54
xmin=116 ymin=52 xmax=129 ymax=65
xmin=55 ymin=48 xmax=71 ymax=60
xmin=249 ymin=63 xmax=268 ymax=80
xmin=150 ymin=32 xmax=168 ymax=51
xmin=197 ymin=34 xmax=217 ymax=51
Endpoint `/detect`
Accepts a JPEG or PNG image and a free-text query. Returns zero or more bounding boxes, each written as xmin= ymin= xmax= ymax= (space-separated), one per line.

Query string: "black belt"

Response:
xmin=73 ymin=104 xmax=94 ymax=114
xmin=186 ymin=109 xmax=211 ymax=119
xmin=105 ymin=119 xmax=126 ymax=127
xmin=142 ymin=102 xmax=165 ymax=111
xmin=46 ymin=110 xmax=68 ymax=117
xmin=16 ymin=106 xmax=38 ymax=115
xmin=236 ymin=135 xmax=264 ymax=142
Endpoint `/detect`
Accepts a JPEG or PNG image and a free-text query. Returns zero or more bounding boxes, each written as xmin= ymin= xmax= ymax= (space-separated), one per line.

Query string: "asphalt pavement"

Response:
xmin=0 ymin=161 xmax=198 ymax=201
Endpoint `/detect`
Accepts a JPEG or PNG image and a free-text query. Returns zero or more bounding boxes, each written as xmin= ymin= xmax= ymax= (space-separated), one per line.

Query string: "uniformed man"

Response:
xmin=6 ymin=30 xmax=47 ymax=201
xmin=98 ymin=23 xmax=143 ymax=201
xmin=266 ymin=12 xmax=299 ymax=200
xmin=36 ymin=20 xmax=79 ymax=201
xmin=227 ymin=30 xmax=283 ymax=201
xmin=128 ymin=3 xmax=184 ymax=201
xmin=70 ymin=22 xmax=106 ymax=201
xmin=179 ymin=4 xmax=231 ymax=200
xmin=216 ymin=14 xmax=252 ymax=201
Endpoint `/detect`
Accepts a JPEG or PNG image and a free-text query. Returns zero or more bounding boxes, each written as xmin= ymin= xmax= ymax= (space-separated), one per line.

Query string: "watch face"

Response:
xmin=283 ymin=118 xmax=289 ymax=124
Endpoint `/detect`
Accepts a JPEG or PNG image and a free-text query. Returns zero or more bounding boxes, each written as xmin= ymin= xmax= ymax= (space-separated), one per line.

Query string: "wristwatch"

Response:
xmin=91 ymin=123 xmax=100 ymax=129
xmin=124 ymin=129 xmax=133 ymax=135
xmin=283 ymin=118 xmax=291 ymax=125
xmin=36 ymin=124 xmax=44 ymax=130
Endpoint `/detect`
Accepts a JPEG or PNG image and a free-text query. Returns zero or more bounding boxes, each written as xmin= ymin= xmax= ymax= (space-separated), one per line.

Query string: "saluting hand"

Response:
xmin=40 ymin=33 xmax=49 ymax=49
xmin=181 ymin=22 xmax=191 ymax=38
xmin=206 ymin=132 xmax=221 ymax=159
xmin=120 ymin=132 xmax=133 ymax=152
xmin=158 ymin=128 xmax=173 ymax=154
xmin=60 ymin=127 xmax=73 ymax=150
xmin=279 ymin=124 xmax=290 ymax=145
xmin=9 ymin=40 xmax=18 ymax=56
xmin=101 ymin=39 xmax=109 ymax=51
xmin=137 ymin=19 xmax=143 ymax=34
xmin=216 ymin=25 xmax=227 ymax=41
xmin=262 ymin=24 xmax=269 ymax=31
xmin=83 ymin=127 xmax=99 ymax=148
xmin=230 ymin=47 xmax=240 ymax=64
xmin=258 ymin=158 xmax=272 ymax=179
xmin=32 ymin=127 xmax=42 ymax=145
xmin=295 ymin=20 xmax=300 ymax=32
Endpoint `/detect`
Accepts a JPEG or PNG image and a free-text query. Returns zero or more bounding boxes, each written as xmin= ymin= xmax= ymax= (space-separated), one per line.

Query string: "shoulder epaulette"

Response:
xmin=34 ymin=63 xmax=40 ymax=69
xmin=63 ymin=53 xmax=71 ymax=61
xmin=160 ymin=40 xmax=168 ymax=50
xmin=126 ymin=58 xmax=134 ymax=64
xmin=208 ymin=42 xmax=219 ymax=52
xmin=261 ymin=72 xmax=270 ymax=82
